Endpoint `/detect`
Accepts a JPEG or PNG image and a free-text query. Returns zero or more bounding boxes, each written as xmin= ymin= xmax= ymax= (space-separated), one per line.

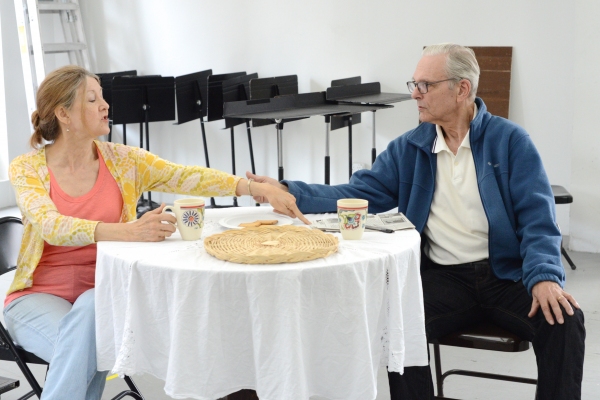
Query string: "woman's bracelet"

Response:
xmin=247 ymin=178 xmax=254 ymax=197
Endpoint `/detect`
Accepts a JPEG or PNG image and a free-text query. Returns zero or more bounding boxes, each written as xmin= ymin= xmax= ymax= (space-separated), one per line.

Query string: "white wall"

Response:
xmin=0 ymin=2 xmax=8 ymax=181
xmin=0 ymin=0 xmax=29 ymax=209
xmin=4 ymin=0 xmax=598 ymax=251
xmin=570 ymin=0 xmax=600 ymax=253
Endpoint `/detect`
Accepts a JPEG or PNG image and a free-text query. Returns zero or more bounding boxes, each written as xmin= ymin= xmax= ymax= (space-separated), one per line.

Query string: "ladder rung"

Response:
xmin=43 ymin=42 xmax=87 ymax=53
xmin=38 ymin=3 xmax=78 ymax=12
xmin=16 ymin=0 xmax=91 ymax=120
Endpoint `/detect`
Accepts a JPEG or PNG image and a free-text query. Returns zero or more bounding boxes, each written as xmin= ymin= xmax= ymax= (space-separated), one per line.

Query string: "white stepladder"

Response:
xmin=14 ymin=0 xmax=91 ymax=117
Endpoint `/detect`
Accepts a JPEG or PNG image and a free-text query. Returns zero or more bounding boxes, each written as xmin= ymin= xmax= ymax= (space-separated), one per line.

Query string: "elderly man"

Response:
xmin=248 ymin=43 xmax=585 ymax=399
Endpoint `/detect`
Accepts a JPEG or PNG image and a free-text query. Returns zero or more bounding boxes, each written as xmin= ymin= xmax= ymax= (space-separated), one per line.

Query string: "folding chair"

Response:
xmin=430 ymin=322 xmax=537 ymax=399
xmin=551 ymin=185 xmax=576 ymax=270
xmin=0 ymin=216 xmax=144 ymax=400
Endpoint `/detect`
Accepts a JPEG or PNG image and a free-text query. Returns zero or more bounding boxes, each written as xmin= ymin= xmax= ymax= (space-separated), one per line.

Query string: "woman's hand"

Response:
xmin=246 ymin=172 xmax=288 ymax=204
xmin=128 ymin=204 xmax=177 ymax=241
xmin=95 ymin=204 xmax=177 ymax=242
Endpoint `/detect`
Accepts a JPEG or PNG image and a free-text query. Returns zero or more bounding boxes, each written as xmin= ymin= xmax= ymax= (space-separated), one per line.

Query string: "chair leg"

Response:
xmin=0 ymin=325 xmax=44 ymax=398
xmin=110 ymin=391 xmax=143 ymax=400
xmin=223 ymin=389 xmax=260 ymax=400
xmin=123 ymin=376 xmax=142 ymax=396
xmin=561 ymin=246 xmax=576 ymax=270
xmin=109 ymin=375 xmax=144 ymax=400
xmin=17 ymin=391 xmax=38 ymax=400
xmin=433 ymin=343 xmax=444 ymax=397
xmin=14 ymin=362 xmax=43 ymax=399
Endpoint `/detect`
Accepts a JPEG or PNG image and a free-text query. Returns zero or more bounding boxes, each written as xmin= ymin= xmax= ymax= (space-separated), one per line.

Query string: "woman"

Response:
xmin=5 ymin=65 xmax=307 ymax=400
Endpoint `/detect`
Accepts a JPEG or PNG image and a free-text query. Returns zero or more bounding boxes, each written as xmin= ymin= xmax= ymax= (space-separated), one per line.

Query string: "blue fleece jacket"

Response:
xmin=284 ymin=98 xmax=564 ymax=294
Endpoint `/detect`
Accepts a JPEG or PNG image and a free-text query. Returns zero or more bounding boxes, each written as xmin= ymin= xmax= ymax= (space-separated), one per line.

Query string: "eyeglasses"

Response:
xmin=406 ymin=78 xmax=459 ymax=94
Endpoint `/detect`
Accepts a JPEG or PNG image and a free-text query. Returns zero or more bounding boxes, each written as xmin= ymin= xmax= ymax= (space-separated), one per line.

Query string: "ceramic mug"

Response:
xmin=337 ymin=199 xmax=368 ymax=240
xmin=162 ymin=198 xmax=205 ymax=240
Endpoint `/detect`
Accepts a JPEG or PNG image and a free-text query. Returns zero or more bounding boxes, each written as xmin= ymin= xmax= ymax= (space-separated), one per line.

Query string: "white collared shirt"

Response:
xmin=423 ymin=104 xmax=489 ymax=265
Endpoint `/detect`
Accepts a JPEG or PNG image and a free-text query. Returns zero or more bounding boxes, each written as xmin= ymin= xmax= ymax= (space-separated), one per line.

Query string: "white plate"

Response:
xmin=218 ymin=213 xmax=294 ymax=230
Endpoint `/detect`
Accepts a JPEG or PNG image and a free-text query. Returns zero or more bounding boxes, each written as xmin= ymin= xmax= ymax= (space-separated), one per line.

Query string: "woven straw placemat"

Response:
xmin=204 ymin=225 xmax=338 ymax=264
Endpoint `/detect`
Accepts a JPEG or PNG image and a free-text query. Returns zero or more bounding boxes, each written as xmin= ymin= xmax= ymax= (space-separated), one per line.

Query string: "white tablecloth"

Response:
xmin=96 ymin=207 xmax=427 ymax=400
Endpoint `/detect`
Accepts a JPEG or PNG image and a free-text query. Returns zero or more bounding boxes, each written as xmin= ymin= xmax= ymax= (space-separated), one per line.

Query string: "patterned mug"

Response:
xmin=337 ymin=199 xmax=368 ymax=240
xmin=162 ymin=198 xmax=205 ymax=240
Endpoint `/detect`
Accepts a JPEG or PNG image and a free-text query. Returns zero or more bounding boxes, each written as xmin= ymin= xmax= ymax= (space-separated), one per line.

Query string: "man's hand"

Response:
xmin=242 ymin=172 xmax=310 ymax=225
xmin=246 ymin=171 xmax=288 ymax=203
xmin=529 ymin=281 xmax=580 ymax=325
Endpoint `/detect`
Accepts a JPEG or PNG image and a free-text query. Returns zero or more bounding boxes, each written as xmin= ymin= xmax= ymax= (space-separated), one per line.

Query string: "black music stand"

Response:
xmin=206 ymin=72 xmax=246 ymax=207
xmin=249 ymin=75 xmax=304 ymax=127
xmin=329 ymin=77 xmax=363 ymax=181
xmin=326 ymin=80 xmax=412 ymax=165
xmin=248 ymin=75 xmax=308 ymax=180
xmin=223 ymin=92 xmax=391 ymax=182
xmin=96 ymin=70 xmax=137 ymax=143
xmin=112 ymin=75 xmax=175 ymax=216
xmin=174 ymin=69 xmax=219 ymax=207
xmin=223 ymin=73 xmax=260 ymax=207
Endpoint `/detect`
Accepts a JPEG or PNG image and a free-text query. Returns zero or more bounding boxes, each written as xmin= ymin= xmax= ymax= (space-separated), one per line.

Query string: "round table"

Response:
xmin=95 ymin=207 xmax=427 ymax=400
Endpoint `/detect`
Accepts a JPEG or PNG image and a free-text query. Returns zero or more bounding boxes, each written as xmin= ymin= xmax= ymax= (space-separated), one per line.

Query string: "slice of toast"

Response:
xmin=238 ymin=221 xmax=261 ymax=228
xmin=257 ymin=220 xmax=278 ymax=225
xmin=238 ymin=219 xmax=279 ymax=228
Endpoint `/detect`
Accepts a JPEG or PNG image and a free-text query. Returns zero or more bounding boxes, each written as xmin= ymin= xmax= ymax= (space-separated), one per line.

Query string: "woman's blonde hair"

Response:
xmin=29 ymin=65 xmax=99 ymax=148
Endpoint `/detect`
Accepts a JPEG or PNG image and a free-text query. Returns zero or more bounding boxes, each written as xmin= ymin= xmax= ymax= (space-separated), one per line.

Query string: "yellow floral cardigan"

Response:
xmin=8 ymin=140 xmax=240 ymax=296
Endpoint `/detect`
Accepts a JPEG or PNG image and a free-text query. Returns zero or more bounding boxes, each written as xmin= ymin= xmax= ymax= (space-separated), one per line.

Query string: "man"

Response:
xmin=249 ymin=43 xmax=585 ymax=399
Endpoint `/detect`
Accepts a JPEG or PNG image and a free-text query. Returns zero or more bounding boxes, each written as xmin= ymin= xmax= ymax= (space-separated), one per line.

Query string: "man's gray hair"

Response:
xmin=423 ymin=43 xmax=480 ymax=100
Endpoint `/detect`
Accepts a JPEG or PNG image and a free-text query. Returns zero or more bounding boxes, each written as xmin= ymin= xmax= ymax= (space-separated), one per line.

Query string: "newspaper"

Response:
xmin=311 ymin=212 xmax=415 ymax=231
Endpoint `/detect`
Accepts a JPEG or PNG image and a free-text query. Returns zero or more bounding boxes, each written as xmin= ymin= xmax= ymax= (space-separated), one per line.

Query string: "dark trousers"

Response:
xmin=389 ymin=256 xmax=585 ymax=400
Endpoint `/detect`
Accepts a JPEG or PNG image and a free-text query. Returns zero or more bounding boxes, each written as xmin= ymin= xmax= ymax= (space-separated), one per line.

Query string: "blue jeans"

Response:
xmin=388 ymin=256 xmax=585 ymax=400
xmin=3 ymin=289 xmax=107 ymax=400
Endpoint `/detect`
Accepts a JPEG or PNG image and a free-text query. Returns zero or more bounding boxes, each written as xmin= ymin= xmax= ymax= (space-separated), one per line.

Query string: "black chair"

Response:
xmin=551 ymin=185 xmax=576 ymax=270
xmin=0 ymin=216 xmax=144 ymax=400
xmin=430 ymin=322 xmax=537 ymax=399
